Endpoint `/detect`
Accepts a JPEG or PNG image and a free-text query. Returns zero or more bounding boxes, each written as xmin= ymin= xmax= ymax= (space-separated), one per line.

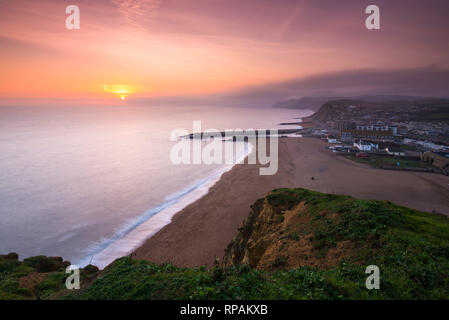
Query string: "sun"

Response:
xmin=103 ymin=85 xmax=133 ymax=100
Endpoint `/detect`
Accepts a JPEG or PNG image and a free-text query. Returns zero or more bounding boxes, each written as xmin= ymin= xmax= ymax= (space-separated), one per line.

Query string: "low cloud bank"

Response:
xmin=131 ymin=65 xmax=449 ymax=108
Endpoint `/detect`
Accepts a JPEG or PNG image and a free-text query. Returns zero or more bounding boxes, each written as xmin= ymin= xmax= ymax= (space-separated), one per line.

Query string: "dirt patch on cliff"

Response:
xmin=19 ymin=272 xmax=47 ymax=295
xmin=230 ymin=201 xmax=354 ymax=271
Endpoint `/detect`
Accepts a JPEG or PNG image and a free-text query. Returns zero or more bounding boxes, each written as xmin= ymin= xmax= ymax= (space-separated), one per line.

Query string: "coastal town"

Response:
xmin=299 ymin=99 xmax=449 ymax=175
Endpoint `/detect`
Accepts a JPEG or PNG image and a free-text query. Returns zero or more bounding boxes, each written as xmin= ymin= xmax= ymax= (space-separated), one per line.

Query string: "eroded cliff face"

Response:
xmin=223 ymin=189 xmax=355 ymax=270
xmin=2 ymin=188 xmax=449 ymax=300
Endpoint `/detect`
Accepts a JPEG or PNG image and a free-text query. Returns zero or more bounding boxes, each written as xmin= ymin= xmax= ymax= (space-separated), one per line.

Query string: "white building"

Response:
xmin=354 ymin=140 xmax=378 ymax=152
xmin=386 ymin=146 xmax=405 ymax=156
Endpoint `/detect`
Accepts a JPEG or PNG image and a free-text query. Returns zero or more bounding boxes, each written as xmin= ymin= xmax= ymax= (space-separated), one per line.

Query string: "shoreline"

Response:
xmin=75 ymin=142 xmax=254 ymax=269
xmin=133 ymin=137 xmax=296 ymax=267
xmin=134 ymin=137 xmax=449 ymax=268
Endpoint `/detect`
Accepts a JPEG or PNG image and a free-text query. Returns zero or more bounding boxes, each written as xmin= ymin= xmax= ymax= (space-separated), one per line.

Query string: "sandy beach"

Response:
xmin=134 ymin=137 xmax=449 ymax=268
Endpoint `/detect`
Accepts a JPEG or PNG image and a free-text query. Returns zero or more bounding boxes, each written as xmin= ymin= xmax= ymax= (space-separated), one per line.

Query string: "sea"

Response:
xmin=0 ymin=105 xmax=312 ymax=268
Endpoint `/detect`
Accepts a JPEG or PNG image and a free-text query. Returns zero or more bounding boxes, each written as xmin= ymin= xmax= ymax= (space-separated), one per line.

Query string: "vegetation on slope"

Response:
xmin=224 ymin=188 xmax=449 ymax=299
xmin=0 ymin=254 xmax=99 ymax=299
xmin=1 ymin=188 xmax=448 ymax=300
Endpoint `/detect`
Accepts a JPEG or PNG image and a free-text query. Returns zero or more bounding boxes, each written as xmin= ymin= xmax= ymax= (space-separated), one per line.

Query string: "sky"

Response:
xmin=0 ymin=0 xmax=449 ymax=106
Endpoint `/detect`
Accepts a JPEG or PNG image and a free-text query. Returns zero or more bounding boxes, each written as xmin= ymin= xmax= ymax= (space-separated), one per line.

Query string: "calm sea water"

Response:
xmin=0 ymin=105 xmax=311 ymax=267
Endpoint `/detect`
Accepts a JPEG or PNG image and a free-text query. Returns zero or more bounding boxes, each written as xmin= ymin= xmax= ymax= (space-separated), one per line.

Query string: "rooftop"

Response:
xmin=341 ymin=130 xmax=394 ymax=136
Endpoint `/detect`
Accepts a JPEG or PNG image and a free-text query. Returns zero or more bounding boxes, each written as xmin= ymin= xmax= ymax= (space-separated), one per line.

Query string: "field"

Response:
xmin=344 ymin=155 xmax=436 ymax=171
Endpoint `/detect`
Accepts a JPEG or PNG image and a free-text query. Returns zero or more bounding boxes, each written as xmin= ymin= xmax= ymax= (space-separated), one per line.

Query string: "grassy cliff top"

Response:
xmin=1 ymin=188 xmax=448 ymax=300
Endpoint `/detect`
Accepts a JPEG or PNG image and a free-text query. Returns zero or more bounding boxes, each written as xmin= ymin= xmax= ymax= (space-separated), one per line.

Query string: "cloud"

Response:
xmin=128 ymin=65 xmax=449 ymax=108
xmin=220 ymin=65 xmax=449 ymax=106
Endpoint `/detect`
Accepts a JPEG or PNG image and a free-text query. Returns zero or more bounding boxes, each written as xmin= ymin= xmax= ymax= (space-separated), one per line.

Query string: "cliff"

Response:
xmin=223 ymin=190 xmax=357 ymax=270
xmin=303 ymin=98 xmax=449 ymax=123
xmin=1 ymin=188 xmax=449 ymax=300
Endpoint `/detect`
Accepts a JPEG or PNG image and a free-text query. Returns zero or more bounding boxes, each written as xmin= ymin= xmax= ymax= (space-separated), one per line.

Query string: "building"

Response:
xmin=356 ymin=124 xmax=398 ymax=135
xmin=354 ymin=139 xmax=378 ymax=152
xmin=356 ymin=124 xmax=389 ymax=131
xmin=341 ymin=130 xmax=353 ymax=142
xmin=335 ymin=121 xmax=355 ymax=131
xmin=341 ymin=129 xmax=395 ymax=142
xmin=385 ymin=146 xmax=405 ymax=156
xmin=327 ymin=135 xmax=338 ymax=144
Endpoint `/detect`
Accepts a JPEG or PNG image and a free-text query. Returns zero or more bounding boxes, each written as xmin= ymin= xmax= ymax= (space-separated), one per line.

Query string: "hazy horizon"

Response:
xmin=1 ymin=0 xmax=449 ymax=107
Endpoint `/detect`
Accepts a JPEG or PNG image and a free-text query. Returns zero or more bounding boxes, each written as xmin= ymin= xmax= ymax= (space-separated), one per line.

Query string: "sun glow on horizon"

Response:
xmin=103 ymin=85 xmax=134 ymax=101
xmin=1 ymin=1 xmax=449 ymax=103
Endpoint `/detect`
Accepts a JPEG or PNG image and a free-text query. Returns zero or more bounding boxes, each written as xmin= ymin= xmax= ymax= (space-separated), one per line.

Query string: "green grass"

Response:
xmin=345 ymin=155 xmax=434 ymax=170
xmin=2 ymin=188 xmax=449 ymax=300
xmin=63 ymin=258 xmax=351 ymax=300
xmin=0 ymin=255 xmax=97 ymax=300
xmin=265 ymin=188 xmax=449 ymax=299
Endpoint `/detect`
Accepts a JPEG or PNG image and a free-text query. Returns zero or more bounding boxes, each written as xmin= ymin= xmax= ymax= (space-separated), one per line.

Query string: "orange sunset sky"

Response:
xmin=0 ymin=0 xmax=449 ymax=105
